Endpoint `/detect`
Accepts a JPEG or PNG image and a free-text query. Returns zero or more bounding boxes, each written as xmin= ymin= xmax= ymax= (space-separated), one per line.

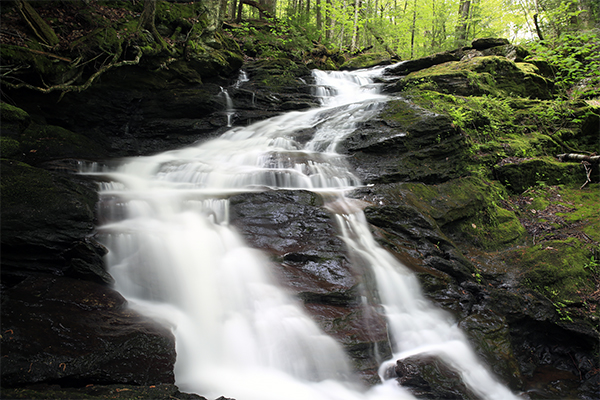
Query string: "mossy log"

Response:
xmin=16 ymin=0 xmax=59 ymax=46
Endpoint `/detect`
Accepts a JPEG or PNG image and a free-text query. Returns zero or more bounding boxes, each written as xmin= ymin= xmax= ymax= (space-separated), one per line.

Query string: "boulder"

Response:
xmin=337 ymin=99 xmax=468 ymax=184
xmin=392 ymin=354 xmax=480 ymax=399
xmin=385 ymin=56 xmax=554 ymax=99
xmin=471 ymin=38 xmax=510 ymax=50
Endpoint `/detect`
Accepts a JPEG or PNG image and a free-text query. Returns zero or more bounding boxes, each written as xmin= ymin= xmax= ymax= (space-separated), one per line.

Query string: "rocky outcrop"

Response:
xmin=1 ymin=276 xmax=176 ymax=388
xmin=335 ymin=38 xmax=599 ymax=399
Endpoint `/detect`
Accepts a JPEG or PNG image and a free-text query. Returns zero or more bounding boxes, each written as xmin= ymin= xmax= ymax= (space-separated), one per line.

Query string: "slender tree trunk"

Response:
xmin=456 ymin=0 xmax=470 ymax=43
xmin=230 ymin=0 xmax=238 ymax=19
xmin=229 ymin=0 xmax=237 ymax=21
xmin=410 ymin=0 xmax=417 ymax=58
xmin=316 ymin=0 xmax=322 ymax=30
xmin=236 ymin=0 xmax=243 ymax=22
xmin=533 ymin=13 xmax=544 ymax=40
xmin=351 ymin=0 xmax=360 ymax=51
xmin=220 ymin=0 xmax=229 ymax=21
xmin=138 ymin=0 xmax=167 ymax=48
xmin=326 ymin=0 xmax=333 ymax=41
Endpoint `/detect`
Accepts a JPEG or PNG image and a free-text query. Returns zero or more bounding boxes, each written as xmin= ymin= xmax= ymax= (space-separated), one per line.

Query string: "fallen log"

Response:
xmin=556 ymin=153 xmax=600 ymax=164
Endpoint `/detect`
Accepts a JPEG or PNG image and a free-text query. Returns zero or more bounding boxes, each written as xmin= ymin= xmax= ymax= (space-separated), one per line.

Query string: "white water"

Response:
xmin=88 ymin=65 xmax=518 ymax=400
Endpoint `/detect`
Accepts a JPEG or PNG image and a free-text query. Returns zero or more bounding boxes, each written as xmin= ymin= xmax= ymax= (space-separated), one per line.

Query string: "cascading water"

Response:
xmin=220 ymin=87 xmax=235 ymax=127
xmin=86 ymin=64 xmax=519 ymax=400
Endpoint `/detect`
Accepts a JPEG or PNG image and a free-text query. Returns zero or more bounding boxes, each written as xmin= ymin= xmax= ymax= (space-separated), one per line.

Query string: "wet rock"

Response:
xmin=458 ymin=310 xmax=523 ymax=390
xmin=341 ymin=53 xmax=394 ymax=70
xmin=338 ymin=99 xmax=468 ymax=184
xmin=0 ymin=160 xmax=108 ymax=285
xmin=1 ymin=276 xmax=176 ymax=387
xmin=229 ymin=190 xmax=389 ymax=383
xmin=393 ymin=355 xmax=481 ymax=399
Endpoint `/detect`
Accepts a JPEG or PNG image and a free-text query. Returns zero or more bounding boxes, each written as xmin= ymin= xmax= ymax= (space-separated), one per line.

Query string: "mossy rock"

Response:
xmin=341 ymin=52 xmax=392 ymax=70
xmin=0 ymin=103 xmax=31 ymax=139
xmin=18 ymin=123 xmax=107 ymax=165
xmin=481 ymin=44 xmax=530 ymax=62
xmin=397 ymin=177 xmax=525 ymax=250
xmin=245 ymin=58 xmax=312 ymax=92
xmin=452 ymin=203 xmax=526 ymax=250
xmin=1 ymin=137 xmax=21 ymax=158
xmin=515 ymin=238 xmax=597 ymax=306
xmin=398 ymin=177 xmax=490 ymax=226
xmin=458 ymin=310 xmax=523 ymax=389
xmin=494 ymin=158 xmax=590 ymax=193
xmin=396 ymin=56 xmax=554 ymax=99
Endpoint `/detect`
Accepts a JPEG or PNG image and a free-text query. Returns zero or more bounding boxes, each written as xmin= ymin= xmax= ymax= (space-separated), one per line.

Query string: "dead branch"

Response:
xmin=557 ymin=153 xmax=600 ymax=164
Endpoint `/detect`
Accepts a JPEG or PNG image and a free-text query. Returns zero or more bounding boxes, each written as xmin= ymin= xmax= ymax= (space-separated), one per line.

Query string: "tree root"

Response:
xmin=1 ymin=46 xmax=142 ymax=96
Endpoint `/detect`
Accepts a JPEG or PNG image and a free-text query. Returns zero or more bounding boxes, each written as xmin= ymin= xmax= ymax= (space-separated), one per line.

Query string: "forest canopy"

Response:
xmin=225 ymin=0 xmax=599 ymax=59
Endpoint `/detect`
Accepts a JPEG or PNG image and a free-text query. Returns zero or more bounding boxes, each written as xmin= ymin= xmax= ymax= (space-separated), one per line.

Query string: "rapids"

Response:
xmin=86 ymin=64 xmax=519 ymax=400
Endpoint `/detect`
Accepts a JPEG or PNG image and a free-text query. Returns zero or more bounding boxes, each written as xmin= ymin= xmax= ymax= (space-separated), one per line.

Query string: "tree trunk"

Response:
xmin=236 ymin=0 xmax=244 ymax=22
xmin=240 ymin=0 xmax=277 ymax=20
xmin=220 ymin=0 xmax=229 ymax=21
xmin=533 ymin=13 xmax=544 ymax=41
xmin=316 ymin=0 xmax=322 ymax=30
xmin=364 ymin=19 xmax=400 ymax=58
xmin=351 ymin=0 xmax=361 ymax=51
xmin=138 ymin=0 xmax=167 ymax=48
xmin=230 ymin=0 xmax=238 ymax=19
xmin=456 ymin=0 xmax=470 ymax=44
xmin=326 ymin=0 xmax=333 ymax=41
xmin=410 ymin=0 xmax=417 ymax=58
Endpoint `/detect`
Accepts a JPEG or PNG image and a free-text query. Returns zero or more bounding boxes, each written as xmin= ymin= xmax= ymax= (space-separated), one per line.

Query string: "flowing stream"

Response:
xmin=88 ymin=64 xmax=518 ymax=400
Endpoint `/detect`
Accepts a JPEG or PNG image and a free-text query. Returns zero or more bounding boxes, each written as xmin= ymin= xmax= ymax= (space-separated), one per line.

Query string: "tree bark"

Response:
xmin=351 ymin=0 xmax=361 ymax=51
xmin=456 ymin=0 xmax=470 ymax=43
xmin=410 ymin=0 xmax=417 ymax=58
xmin=533 ymin=13 xmax=544 ymax=41
xmin=138 ymin=0 xmax=167 ymax=48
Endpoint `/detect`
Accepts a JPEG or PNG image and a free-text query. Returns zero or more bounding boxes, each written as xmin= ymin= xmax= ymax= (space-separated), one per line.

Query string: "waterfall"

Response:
xmin=86 ymin=64 xmax=518 ymax=400
xmin=220 ymin=87 xmax=235 ymax=127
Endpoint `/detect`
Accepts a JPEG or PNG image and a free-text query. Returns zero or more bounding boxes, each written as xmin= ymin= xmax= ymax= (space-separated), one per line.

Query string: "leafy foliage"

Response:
xmin=526 ymin=30 xmax=600 ymax=98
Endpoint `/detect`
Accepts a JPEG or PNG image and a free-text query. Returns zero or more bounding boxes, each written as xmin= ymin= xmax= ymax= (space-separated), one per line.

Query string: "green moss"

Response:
xmin=1 ymin=137 xmax=20 ymax=158
xmin=554 ymin=184 xmax=600 ymax=242
xmin=494 ymin=157 xmax=587 ymax=193
xmin=398 ymin=177 xmax=525 ymax=251
xmin=0 ymin=103 xmax=31 ymax=123
xmin=401 ymin=56 xmax=553 ymax=99
xmin=0 ymin=160 xmax=56 ymax=210
xmin=456 ymin=204 xmax=526 ymax=250
xmin=0 ymin=44 xmax=71 ymax=80
xmin=341 ymin=53 xmax=391 ymax=70
xmin=517 ymin=238 xmax=596 ymax=304
xmin=380 ymin=100 xmax=423 ymax=127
